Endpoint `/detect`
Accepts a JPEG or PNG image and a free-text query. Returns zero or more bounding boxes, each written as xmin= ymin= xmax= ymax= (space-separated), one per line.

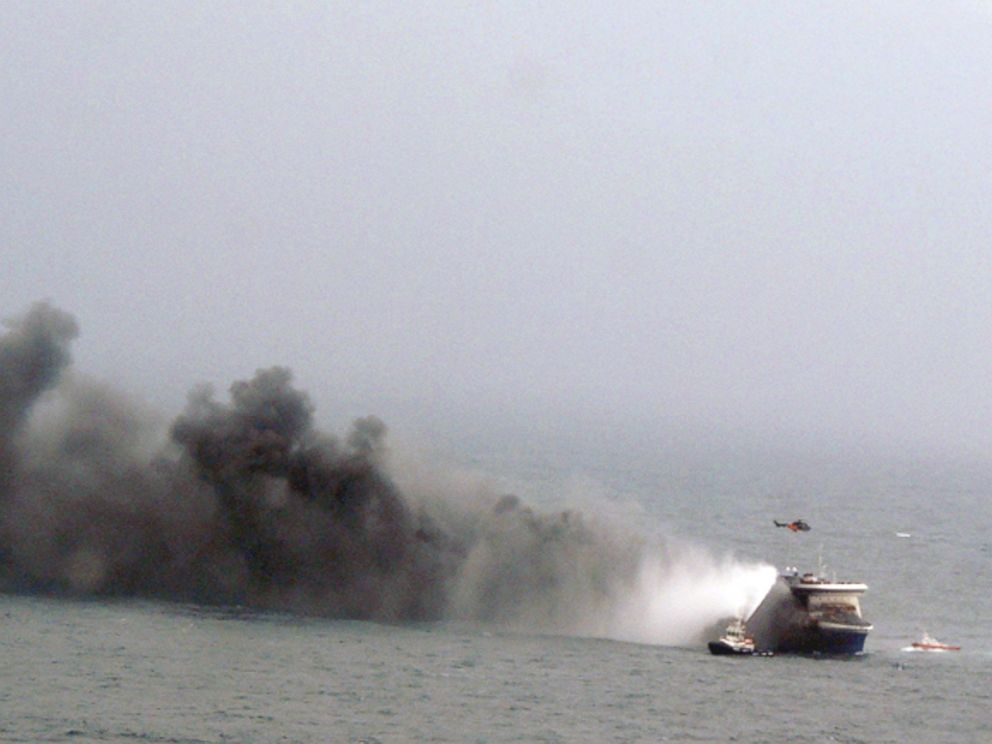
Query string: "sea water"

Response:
xmin=2 ymin=448 xmax=990 ymax=743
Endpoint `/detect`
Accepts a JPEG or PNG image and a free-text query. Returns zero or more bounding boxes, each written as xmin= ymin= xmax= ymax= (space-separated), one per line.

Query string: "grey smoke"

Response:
xmin=0 ymin=301 xmax=654 ymax=632
xmin=0 ymin=302 xmax=78 ymax=497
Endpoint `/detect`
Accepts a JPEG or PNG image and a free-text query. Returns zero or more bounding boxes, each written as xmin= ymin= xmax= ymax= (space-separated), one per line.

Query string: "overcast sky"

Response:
xmin=3 ymin=1 xmax=992 ymax=461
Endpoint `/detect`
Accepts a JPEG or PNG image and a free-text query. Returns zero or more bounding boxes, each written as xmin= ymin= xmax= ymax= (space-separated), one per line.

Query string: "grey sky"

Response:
xmin=3 ymin=1 xmax=992 ymax=459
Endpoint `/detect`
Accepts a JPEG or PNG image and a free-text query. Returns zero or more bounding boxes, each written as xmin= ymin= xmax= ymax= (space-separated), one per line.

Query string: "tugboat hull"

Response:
xmin=708 ymin=640 xmax=752 ymax=655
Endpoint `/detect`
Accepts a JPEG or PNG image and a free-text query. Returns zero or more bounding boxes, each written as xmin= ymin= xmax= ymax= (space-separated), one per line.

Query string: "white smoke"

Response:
xmin=607 ymin=545 xmax=778 ymax=646
xmin=389 ymin=445 xmax=778 ymax=646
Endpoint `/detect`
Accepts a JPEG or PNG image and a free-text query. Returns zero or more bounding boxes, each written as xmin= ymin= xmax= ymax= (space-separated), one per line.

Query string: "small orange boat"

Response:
xmin=911 ymin=632 xmax=961 ymax=651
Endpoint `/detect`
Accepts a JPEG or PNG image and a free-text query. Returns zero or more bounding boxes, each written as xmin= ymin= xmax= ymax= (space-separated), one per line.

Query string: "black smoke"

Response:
xmin=0 ymin=302 xmax=648 ymax=630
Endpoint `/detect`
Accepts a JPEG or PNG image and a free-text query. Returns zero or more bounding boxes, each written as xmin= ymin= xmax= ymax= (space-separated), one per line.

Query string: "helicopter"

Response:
xmin=773 ymin=519 xmax=811 ymax=532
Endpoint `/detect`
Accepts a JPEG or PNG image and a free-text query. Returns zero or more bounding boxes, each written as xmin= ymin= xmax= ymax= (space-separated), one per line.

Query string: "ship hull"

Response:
xmin=775 ymin=626 xmax=869 ymax=655
xmin=744 ymin=574 xmax=871 ymax=655
xmin=911 ymin=644 xmax=960 ymax=652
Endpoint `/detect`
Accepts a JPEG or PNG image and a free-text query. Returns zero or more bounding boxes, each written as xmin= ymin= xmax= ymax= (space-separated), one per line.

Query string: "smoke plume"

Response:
xmin=0 ymin=302 xmax=78 ymax=499
xmin=0 ymin=302 xmax=772 ymax=644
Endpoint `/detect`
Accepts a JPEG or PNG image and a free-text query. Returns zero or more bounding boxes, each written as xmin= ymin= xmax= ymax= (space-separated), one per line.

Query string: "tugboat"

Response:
xmin=744 ymin=566 xmax=872 ymax=655
xmin=910 ymin=632 xmax=960 ymax=652
xmin=708 ymin=618 xmax=756 ymax=655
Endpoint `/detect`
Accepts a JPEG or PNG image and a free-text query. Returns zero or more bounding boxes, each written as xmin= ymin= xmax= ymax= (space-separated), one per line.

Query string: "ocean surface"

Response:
xmin=3 ymin=446 xmax=991 ymax=743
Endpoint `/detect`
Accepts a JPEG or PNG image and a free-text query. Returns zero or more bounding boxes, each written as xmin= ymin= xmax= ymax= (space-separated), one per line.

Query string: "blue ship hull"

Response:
xmin=744 ymin=573 xmax=872 ymax=655
xmin=774 ymin=626 xmax=869 ymax=655
xmin=816 ymin=628 xmax=868 ymax=655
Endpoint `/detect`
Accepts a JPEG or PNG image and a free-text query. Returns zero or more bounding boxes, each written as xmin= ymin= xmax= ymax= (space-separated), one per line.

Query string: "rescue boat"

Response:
xmin=910 ymin=632 xmax=960 ymax=651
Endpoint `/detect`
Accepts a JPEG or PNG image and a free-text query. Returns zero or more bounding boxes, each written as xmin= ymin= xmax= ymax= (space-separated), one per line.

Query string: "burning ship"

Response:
xmin=739 ymin=567 xmax=872 ymax=655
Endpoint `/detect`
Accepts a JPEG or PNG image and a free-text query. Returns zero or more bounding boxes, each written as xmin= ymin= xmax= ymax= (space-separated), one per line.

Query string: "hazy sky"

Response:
xmin=3 ymin=2 xmax=992 ymax=460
